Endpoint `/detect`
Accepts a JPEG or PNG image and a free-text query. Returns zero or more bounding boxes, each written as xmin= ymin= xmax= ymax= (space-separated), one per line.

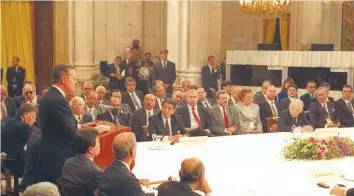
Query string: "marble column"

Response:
xmin=72 ymin=0 xmax=95 ymax=81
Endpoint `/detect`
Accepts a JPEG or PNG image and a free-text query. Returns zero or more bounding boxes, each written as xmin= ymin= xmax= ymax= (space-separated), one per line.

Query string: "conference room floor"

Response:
xmin=134 ymin=130 xmax=354 ymax=196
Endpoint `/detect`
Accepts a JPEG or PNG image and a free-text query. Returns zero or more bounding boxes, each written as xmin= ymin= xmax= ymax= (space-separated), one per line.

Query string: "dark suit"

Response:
xmin=99 ymin=159 xmax=145 ymax=196
xmin=175 ymin=105 xmax=214 ymax=136
xmin=6 ymin=66 xmax=25 ymax=97
xmin=107 ymin=63 xmax=125 ymax=91
xmin=131 ymin=107 xmax=160 ymax=142
xmin=335 ymin=99 xmax=354 ymax=127
xmin=277 ymin=109 xmax=312 ymax=132
xmin=197 ymin=98 xmax=216 ymax=108
xmin=201 ymin=65 xmax=219 ymax=98
xmin=148 ymin=113 xmax=186 ymax=138
xmin=97 ymin=104 xmax=131 ymax=127
xmin=278 ymin=97 xmax=293 ymax=113
xmin=121 ymin=91 xmax=144 ymax=111
xmin=39 ymin=86 xmax=77 ymax=183
xmin=58 ymin=155 xmax=103 ymax=196
xmin=3 ymin=97 xmax=17 ymax=116
xmin=300 ymin=93 xmax=316 ymax=111
xmin=153 ymin=61 xmax=176 ymax=94
xmin=259 ymin=101 xmax=279 ymax=133
xmin=158 ymin=181 xmax=200 ymax=196
xmin=308 ymin=100 xmax=339 ymax=128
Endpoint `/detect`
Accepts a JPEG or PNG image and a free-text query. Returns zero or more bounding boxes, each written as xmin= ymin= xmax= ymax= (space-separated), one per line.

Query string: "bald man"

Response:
xmin=131 ymin=94 xmax=160 ymax=142
xmin=99 ymin=132 xmax=145 ymax=196
xmin=158 ymin=158 xmax=213 ymax=196
xmin=277 ymin=99 xmax=312 ymax=132
xmin=0 ymin=85 xmax=17 ymax=118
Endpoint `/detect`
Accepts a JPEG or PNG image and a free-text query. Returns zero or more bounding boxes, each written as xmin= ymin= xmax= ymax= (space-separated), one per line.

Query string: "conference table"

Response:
xmin=134 ymin=129 xmax=354 ymax=196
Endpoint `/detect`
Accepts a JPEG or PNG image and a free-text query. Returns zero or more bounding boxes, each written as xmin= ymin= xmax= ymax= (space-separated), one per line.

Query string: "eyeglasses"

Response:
xmin=25 ymin=91 xmax=34 ymax=95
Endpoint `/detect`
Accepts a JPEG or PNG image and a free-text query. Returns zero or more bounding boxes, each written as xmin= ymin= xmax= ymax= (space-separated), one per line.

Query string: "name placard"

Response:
xmin=315 ymin=128 xmax=339 ymax=138
xmin=308 ymin=169 xmax=341 ymax=182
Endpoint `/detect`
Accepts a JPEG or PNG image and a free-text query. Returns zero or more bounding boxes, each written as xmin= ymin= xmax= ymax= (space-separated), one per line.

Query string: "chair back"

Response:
xmin=266 ymin=117 xmax=279 ymax=133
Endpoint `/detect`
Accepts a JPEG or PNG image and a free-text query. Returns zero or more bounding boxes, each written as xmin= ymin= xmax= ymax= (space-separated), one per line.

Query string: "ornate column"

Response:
xmin=72 ymin=0 xmax=95 ymax=81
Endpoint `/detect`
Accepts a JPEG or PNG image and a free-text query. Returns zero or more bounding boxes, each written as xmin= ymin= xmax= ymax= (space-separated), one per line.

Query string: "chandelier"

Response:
xmin=323 ymin=0 xmax=349 ymax=6
xmin=240 ymin=0 xmax=290 ymax=20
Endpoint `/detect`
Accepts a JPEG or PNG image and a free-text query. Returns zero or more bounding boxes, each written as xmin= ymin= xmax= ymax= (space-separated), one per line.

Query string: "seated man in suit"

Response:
xmin=131 ymin=94 xmax=160 ymax=142
xmin=278 ymin=84 xmax=298 ymax=113
xmin=16 ymin=82 xmax=41 ymax=108
xmin=335 ymin=85 xmax=354 ymax=127
xmin=175 ymin=89 xmax=213 ymax=137
xmin=81 ymin=81 xmax=93 ymax=102
xmin=300 ymin=80 xmax=317 ymax=111
xmin=158 ymin=158 xmax=213 ymax=196
xmin=253 ymin=80 xmax=273 ymax=105
xmin=59 ymin=128 xmax=102 ymax=196
xmin=155 ymin=80 xmax=171 ymax=98
xmin=309 ymin=87 xmax=340 ymax=128
xmin=0 ymin=85 xmax=17 ymax=118
xmin=277 ymin=99 xmax=313 ymax=132
xmin=196 ymin=87 xmax=216 ymax=108
xmin=209 ymin=90 xmax=238 ymax=136
xmin=330 ymin=186 xmax=354 ymax=196
xmin=84 ymin=91 xmax=98 ymax=120
xmin=172 ymin=89 xmax=186 ymax=108
xmin=152 ymin=84 xmax=166 ymax=111
xmin=70 ymin=96 xmax=93 ymax=124
xmin=99 ymin=132 xmax=146 ymax=196
xmin=259 ymin=85 xmax=279 ymax=133
xmin=93 ymin=86 xmax=110 ymax=117
xmin=122 ymin=77 xmax=144 ymax=111
xmin=182 ymin=80 xmax=192 ymax=95
xmin=148 ymin=98 xmax=186 ymax=143
xmin=320 ymin=82 xmax=335 ymax=102
xmin=97 ymin=95 xmax=131 ymax=126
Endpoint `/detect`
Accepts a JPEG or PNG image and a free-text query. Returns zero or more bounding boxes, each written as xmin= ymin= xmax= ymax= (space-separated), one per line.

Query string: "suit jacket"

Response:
xmin=235 ymin=103 xmax=262 ymax=134
xmin=96 ymin=104 xmax=131 ymax=127
xmin=4 ymin=97 xmax=17 ymax=116
xmin=6 ymin=66 xmax=25 ymax=97
xmin=308 ymin=100 xmax=339 ymax=129
xmin=153 ymin=61 xmax=176 ymax=94
xmin=208 ymin=105 xmax=238 ymax=136
xmin=278 ymin=97 xmax=293 ymax=113
xmin=107 ymin=63 xmax=125 ymax=91
xmin=121 ymin=91 xmax=144 ymax=111
xmin=158 ymin=181 xmax=200 ymax=196
xmin=259 ymin=101 xmax=279 ymax=133
xmin=335 ymin=98 xmax=354 ymax=127
xmin=201 ymin=65 xmax=219 ymax=98
xmin=277 ymin=109 xmax=312 ymax=132
xmin=148 ymin=113 xmax=186 ymax=138
xmin=131 ymin=107 xmax=160 ymax=142
xmin=253 ymin=92 xmax=266 ymax=105
xmin=59 ymin=155 xmax=103 ymax=196
xmin=38 ymin=87 xmax=77 ymax=183
xmin=99 ymin=159 xmax=145 ymax=196
xmin=300 ymin=93 xmax=316 ymax=111
xmin=175 ymin=105 xmax=214 ymax=136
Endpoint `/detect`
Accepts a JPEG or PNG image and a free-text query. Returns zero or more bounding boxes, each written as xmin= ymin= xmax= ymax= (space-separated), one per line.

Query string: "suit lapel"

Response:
xmin=157 ymin=114 xmax=165 ymax=135
xmin=215 ymin=106 xmax=223 ymax=122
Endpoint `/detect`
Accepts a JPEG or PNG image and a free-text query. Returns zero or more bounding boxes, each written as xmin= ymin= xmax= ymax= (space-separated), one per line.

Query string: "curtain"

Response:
xmin=264 ymin=19 xmax=276 ymax=44
xmin=279 ymin=14 xmax=290 ymax=50
xmin=1 ymin=1 xmax=35 ymax=86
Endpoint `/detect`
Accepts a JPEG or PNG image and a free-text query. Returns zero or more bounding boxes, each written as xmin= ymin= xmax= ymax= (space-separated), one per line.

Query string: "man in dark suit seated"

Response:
xmin=320 ymin=82 xmax=335 ymax=103
xmin=158 ymin=158 xmax=213 ymax=196
xmin=99 ymin=132 xmax=146 ymax=196
xmin=1 ymin=85 xmax=17 ymax=118
xmin=107 ymin=56 xmax=124 ymax=91
xmin=254 ymin=80 xmax=276 ymax=105
xmin=278 ymin=84 xmax=298 ymax=113
xmin=172 ymin=89 xmax=186 ymax=108
xmin=80 ymin=81 xmax=94 ymax=102
xmin=201 ymin=55 xmax=219 ymax=98
xmin=6 ymin=56 xmax=26 ymax=97
xmin=175 ymin=89 xmax=214 ymax=137
xmin=309 ymin=87 xmax=340 ymax=129
xmin=182 ymin=80 xmax=192 ymax=95
xmin=15 ymin=82 xmax=41 ymax=108
xmin=58 ymin=128 xmax=103 ymax=196
xmin=152 ymin=49 xmax=176 ymax=95
xmin=196 ymin=88 xmax=216 ymax=108
xmin=97 ymin=95 xmax=131 ymax=126
xmin=148 ymin=98 xmax=186 ymax=143
xmin=154 ymin=80 xmax=171 ymax=98
xmin=259 ymin=85 xmax=280 ymax=133
xmin=70 ymin=96 xmax=93 ymax=124
xmin=122 ymin=77 xmax=144 ymax=111
xmin=330 ymin=186 xmax=354 ymax=196
xmin=131 ymin=94 xmax=160 ymax=142
xmin=1 ymin=103 xmax=37 ymax=181
xmin=277 ymin=99 xmax=313 ymax=132
xmin=335 ymin=85 xmax=354 ymax=127
xmin=300 ymin=80 xmax=317 ymax=111
xmin=152 ymin=84 xmax=166 ymax=111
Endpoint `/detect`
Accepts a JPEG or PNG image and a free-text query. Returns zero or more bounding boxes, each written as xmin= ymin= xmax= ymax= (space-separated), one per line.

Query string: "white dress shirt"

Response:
xmin=188 ymin=104 xmax=200 ymax=128
xmin=162 ymin=115 xmax=172 ymax=136
xmin=156 ymin=97 xmax=163 ymax=109
xmin=130 ymin=91 xmax=142 ymax=109
xmin=145 ymin=108 xmax=153 ymax=126
xmin=52 ymin=85 xmax=65 ymax=97
xmin=161 ymin=60 xmax=167 ymax=68
xmin=74 ymin=114 xmax=83 ymax=122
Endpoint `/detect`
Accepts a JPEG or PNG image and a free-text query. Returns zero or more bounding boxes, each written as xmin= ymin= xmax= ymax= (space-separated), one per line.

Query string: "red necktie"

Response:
xmin=191 ymin=107 xmax=202 ymax=127
xmin=223 ymin=107 xmax=229 ymax=128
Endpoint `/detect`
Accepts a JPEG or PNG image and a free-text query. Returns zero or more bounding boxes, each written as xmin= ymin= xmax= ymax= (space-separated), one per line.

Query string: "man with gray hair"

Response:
xmin=23 ymin=182 xmax=60 ymax=196
xmin=277 ymin=99 xmax=312 ymax=132
xmin=70 ymin=96 xmax=93 ymax=124
xmin=99 ymin=132 xmax=145 ymax=196
xmin=158 ymin=157 xmax=213 ymax=196
xmin=15 ymin=82 xmax=41 ymax=108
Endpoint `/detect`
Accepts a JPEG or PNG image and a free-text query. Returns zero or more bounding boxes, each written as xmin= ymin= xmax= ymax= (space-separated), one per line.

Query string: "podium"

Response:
xmin=93 ymin=121 xmax=131 ymax=169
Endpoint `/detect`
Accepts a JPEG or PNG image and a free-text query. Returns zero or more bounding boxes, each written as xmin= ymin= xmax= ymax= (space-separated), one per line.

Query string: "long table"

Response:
xmin=134 ymin=129 xmax=354 ymax=196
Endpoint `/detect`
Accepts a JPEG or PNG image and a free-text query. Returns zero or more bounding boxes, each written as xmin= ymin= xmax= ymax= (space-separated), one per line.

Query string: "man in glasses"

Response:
xmin=15 ymin=82 xmax=41 ymax=108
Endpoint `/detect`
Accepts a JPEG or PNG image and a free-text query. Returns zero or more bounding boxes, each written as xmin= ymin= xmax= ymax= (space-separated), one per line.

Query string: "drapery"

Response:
xmin=264 ymin=19 xmax=276 ymax=44
xmin=1 ymin=1 xmax=35 ymax=86
xmin=279 ymin=14 xmax=290 ymax=50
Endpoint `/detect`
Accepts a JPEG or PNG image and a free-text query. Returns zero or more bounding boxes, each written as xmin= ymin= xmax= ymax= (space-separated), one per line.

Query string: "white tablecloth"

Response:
xmin=134 ymin=129 xmax=354 ymax=196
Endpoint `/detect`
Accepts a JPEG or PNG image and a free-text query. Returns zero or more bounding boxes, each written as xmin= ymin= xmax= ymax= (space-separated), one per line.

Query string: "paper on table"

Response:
xmin=121 ymin=70 xmax=125 ymax=77
xmin=308 ymin=169 xmax=341 ymax=183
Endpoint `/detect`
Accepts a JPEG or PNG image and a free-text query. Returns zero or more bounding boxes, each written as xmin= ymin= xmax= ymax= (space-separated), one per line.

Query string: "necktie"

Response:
xmin=323 ymin=103 xmax=330 ymax=119
xmin=270 ymin=101 xmax=278 ymax=117
xmin=164 ymin=119 xmax=171 ymax=136
xmin=114 ymin=115 xmax=120 ymax=125
xmin=205 ymin=101 xmax=210 ymax=108
xmin=78 ymin=116 xmax=83 ymax=124
xmin=163 ymin=61 xmax=166 ymax=68
xmin=1 ymin=102 xmax=7 ymax=119
xmin=293 ymin=118 xmax=297 ymax=126
xmin=191 ymin=107 xmax=202 ymax=127
xmin=147 ymin=111 xmax=151 ymax=125
xmin=131 ymin=93 xmax=141 ymax=110
xmin=348 ymin=101 xmax=353 ymax=113
xmin=116 ymin=64 xmax=120 ymax=73
xmin=223 ymin=107 xmax=229 ymax=128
